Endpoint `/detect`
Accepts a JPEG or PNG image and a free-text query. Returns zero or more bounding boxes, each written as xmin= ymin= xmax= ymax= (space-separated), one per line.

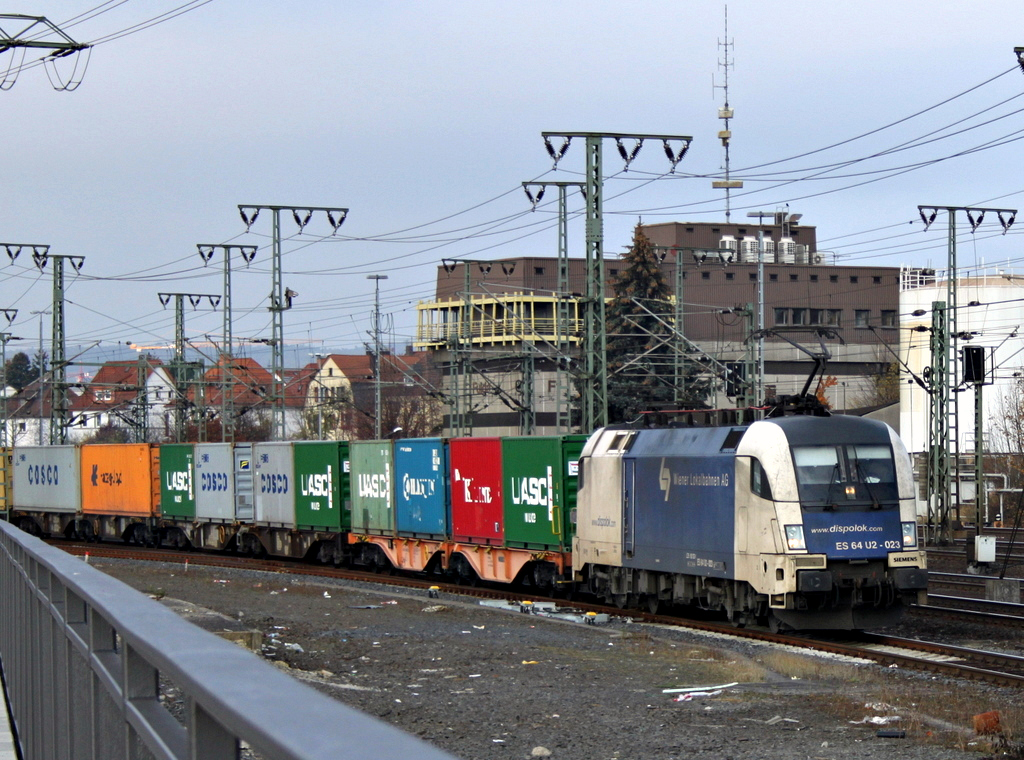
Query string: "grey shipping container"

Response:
xmin=253 ymin=442 xmax=294 ymax=526
xmin=13 ymin=445 xmax=81 ymax=513
xmin=195 ymin=443 xmax=237 ymax=521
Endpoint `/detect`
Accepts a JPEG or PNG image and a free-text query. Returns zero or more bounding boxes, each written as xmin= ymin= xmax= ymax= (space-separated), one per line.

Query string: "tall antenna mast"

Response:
xmin=712 ymin=6 xmax=743 ymax=219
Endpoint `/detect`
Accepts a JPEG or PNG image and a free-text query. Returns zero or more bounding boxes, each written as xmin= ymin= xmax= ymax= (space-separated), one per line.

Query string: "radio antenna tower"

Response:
xmin=712 ymin=6 xmax=743 ymax=219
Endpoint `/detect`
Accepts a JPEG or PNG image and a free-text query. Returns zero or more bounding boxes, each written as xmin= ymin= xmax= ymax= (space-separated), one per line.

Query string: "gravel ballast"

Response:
xmin=94 ymin=559 xmax=1015 ymax=760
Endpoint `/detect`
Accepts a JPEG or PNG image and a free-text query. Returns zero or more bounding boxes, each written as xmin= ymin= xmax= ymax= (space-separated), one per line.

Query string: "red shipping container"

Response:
xmin=449 ymin=437 xmax=503 ymax=545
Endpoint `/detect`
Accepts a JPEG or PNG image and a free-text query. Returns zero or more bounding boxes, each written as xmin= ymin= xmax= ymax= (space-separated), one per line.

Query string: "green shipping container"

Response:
xmin=501 ymin=435 xmax=588 ymax=550
xmin=349 ymin=440 xmax=394 ymax=535
xmin=293 ymin=441 xmax=351 ymax=530
xmin=160 ymin=443 xmax=196 ymax=519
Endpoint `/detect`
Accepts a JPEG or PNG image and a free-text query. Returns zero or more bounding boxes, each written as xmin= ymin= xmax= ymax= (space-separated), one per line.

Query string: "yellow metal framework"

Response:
xmin=415 ymin=294 xmax=583 ymax=349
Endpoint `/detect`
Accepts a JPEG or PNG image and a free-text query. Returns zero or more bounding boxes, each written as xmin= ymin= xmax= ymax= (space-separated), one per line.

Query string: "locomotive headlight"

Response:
xmin=785 ymin=524 xmax=806 ymax=551
xmin=901 ymin=521 xmax=918 ymax=548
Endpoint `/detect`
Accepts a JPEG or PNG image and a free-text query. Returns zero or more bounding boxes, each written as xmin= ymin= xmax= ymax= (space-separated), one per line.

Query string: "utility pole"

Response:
xmin=367 ymin=274 xmax=388 ymax=440
xmin=523 ymin=181 xmax=586 ymax=433
xmin=0 ymin=326 xmax=15 ymax=518
xmin=747 ymin=211 xmax=776 ymax=407
xmin=32 ymin=251 xmax=83 ymax=444
xmin=541 ymin=131 xmax=692 ymax=430
xmin=239 ymin=205 xmax=348 ymax=440
xmin=198 ymin=244 xmax=257 ymax=443
xmin=0 ymin=311 xmax=18 ymax=444
xmin=918 ymin=205 xmax=1016 ymax=542
xmin=157 ymin=293 xmax=221 ymax=442
xmin=30 ymin=309 xmax=49 ymax=444
xmin=0 ymin=15 xmax=90 ymax=90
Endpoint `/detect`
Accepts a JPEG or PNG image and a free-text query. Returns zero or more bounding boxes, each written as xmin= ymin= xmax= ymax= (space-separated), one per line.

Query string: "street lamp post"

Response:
xmin=367 ymin=275 xmax=388 ymax=439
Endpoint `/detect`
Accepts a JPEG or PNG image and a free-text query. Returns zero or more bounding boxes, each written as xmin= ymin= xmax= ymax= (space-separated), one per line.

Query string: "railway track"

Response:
xmin=53 ymin=540 xmax=1024 ymax=689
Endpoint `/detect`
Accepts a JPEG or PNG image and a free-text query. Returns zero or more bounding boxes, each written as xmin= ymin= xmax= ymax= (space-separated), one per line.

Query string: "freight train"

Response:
xmin=3 ymin=414 xmax=926 ymax=630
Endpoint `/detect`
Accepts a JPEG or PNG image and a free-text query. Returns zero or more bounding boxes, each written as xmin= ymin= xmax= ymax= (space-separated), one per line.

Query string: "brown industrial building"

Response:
xmin=416 ymin=219 xmax=910 ymax=435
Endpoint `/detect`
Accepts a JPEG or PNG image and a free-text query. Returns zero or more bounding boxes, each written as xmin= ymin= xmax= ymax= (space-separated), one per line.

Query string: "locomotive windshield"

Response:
xmin=791 ymin=444 xmax=898 ymax=505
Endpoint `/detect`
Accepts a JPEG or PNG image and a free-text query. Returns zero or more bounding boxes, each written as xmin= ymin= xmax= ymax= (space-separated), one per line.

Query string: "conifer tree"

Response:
xmin=603 ymin=225 xmax=710 ymax=423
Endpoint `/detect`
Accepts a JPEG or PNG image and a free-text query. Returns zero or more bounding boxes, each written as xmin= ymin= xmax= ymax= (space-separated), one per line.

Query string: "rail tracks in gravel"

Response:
xmin=53 ymin=540 xmax=1024 ymax=689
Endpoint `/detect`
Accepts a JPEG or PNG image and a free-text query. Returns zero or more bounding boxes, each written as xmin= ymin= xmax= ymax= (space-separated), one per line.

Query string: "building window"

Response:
xmin=810 ymin=309 xmax=824 ymax=325
xmin=873 ymin=276 xmax=882 ymax=284
xmin=855 ymin=310 xmax=870 ymax=328
xmin=827 ymin=309 xmax=842 ymax=326
xmin=681 ymin=271 xmax=687 ymax=279
xmin=830 ymin=275 xmax=838 ymax=283
xmin=749 ymin=272 xmax=757 ymax=281
xmin=792 ymin=308 xmax=808 ymax=326
xmin=769 ymin=273 xmax=778 ymax=282
xmin=702 ymin=271 xmax=710 ymax=280
xmin=790 ymin=274 xmax=798 ymax=281
xmin=725 ymin=272 xmax=735 ymax=280
xmin=850 ymin=276 xmax=859 ymax=284
xmin=534 ymin=267 xmax=545 ymax=275
xmin=810 ymin=274 xmax=819 ymax=282
xmin=880 ymin=310 xmax=897 ymax=327
xmin=609 ymin=268 xmax=618 ymax=277
xmin=774 ymin=308 xmax=789 ymax=325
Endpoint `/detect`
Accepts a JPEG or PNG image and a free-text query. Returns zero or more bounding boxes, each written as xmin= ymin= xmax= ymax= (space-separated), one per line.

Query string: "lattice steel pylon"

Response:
xmin=541 ymin=132 xmax=692 ymax=431
xmin=522 ymin=181 xmax=586 ymax=433
xmin=198 ymin=244 xmax=257 ymax=442
xmin=918 ymin=205 xmax=1016 ymax=543
xmin=239 ymin=205 xmax=348 ymax=440
xmin=158 ymin=293 xmax=221 ymax=442
xmin=31 ymin=251 xmax=83 ymax=444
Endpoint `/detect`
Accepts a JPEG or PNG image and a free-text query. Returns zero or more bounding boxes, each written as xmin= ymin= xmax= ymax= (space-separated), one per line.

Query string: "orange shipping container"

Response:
xmin=80 ymin=444 xmax=160 ymax=517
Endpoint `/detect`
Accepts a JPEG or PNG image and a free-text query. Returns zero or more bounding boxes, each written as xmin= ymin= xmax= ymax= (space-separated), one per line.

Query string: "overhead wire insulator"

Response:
xmin=241 ymin=246 xmax=258 ymax=265
xmin=522 ymin=185 xmax=544 ymax=209
xmin=999 ymin=210 xmax=1017 ymax=234
xmin=239 ymin=207 xmax=259 ymax=231
xmin=158 ymin=293 xmax=172 ymax=307
xmin=543 ymin=136 xmax=571 ymax=168
xmin=918 ymin=207 xmax=938 ymax=231
xmin=501 ymin=261 xmax=516 ymax=277
xmin=4 ymin=245 xmax=20 ymax=263
xmin=663 ymin=139 xmax=690 ymax=172
xmin=967 ymin=209 xmax=985 ymax=232
xmin=615 ymin=137 xmax=643 ymax=170
xmin=69 ymin=256 xmax=85 ymax=273
xmin=292 ymin=209 xmax=313 ymax=232
xmin=2 ymin=309 xmax=17 ymax=324
xmin=477 ymin=262 xmax=492 ymax=276
xmin=197 ymin=245 xmax=215 ymax=265
xmin=326 ymin=209 xmax=348 ymax=234
xmin=32 ymin=250 xmax=48 ymax=270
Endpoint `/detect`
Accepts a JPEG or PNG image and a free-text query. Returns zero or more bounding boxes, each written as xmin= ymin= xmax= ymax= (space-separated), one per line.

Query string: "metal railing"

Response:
xmin=0 ymin=520 xmax=457 ymax=760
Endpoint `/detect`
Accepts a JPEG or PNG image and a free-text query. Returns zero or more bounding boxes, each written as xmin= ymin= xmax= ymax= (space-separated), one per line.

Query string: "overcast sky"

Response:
xmin=3 ymin=1 xmax=1024 ymax=368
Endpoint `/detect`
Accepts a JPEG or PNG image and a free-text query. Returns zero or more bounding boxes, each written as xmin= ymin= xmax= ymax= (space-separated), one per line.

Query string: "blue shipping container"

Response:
xmin=622 ymin=428 xmax=737 ymax=579
xmin=394 ymin=438 xmax=449 ymax=537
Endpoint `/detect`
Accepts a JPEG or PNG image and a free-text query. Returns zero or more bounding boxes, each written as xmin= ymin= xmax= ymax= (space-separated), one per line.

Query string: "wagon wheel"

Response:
xmin=451 ymin=555 xmax=478 ymax=586
xmin=644 ymin=595 xmax=660 ymax=615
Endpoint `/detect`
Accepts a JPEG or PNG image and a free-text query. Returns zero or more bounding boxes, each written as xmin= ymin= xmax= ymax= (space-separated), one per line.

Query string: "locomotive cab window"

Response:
xmin=792 ymin=444 xmax=898 ymax=505
xmin=750 ymin=458 xmax=773 ymax=500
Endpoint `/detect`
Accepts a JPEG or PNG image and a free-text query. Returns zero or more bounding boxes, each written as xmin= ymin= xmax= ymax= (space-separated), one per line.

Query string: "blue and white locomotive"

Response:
xmin=573 ymin=415 xmax=925 ymax=630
